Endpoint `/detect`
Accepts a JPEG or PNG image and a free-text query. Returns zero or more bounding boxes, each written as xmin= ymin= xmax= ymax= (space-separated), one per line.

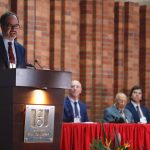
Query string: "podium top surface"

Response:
xmin=0 ymin=69 xmax=71 ymax=89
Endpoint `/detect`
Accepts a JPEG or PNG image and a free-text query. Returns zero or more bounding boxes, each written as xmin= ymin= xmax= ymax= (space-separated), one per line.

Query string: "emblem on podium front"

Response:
xmin=24 ymin=105 xmax=55 ymax=143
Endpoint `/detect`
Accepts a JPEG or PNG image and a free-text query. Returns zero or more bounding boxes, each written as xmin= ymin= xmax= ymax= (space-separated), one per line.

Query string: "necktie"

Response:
xmin=8 ymin=42 xmax=15 ymax=63
xmin=119 ymin=110 xmax=126 ymax=121
xmin=136 ymin=106 xmax=142 ymax=118
xmin=74 ymin=102 xmax=79 ymax=117
xmin=119 ymin=109 xmax=123 ymax=114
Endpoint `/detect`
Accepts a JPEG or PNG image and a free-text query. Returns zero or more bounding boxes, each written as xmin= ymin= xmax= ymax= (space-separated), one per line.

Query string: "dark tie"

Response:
xmin=74 ymin=102 xmax=79 ymax=117
xmin=136 ymin=106 xmax=142 ymax=118
xmin=8 ymin=42 xmax=15 ymax=63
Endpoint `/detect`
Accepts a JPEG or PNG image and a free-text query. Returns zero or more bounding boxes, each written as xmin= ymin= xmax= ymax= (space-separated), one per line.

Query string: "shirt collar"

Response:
xmin=3 ymin=38 xmax=14 ymax=44
xmin=131 ymin=100 xmax=140 ymax=108
xmin=68 ymin=96 xmax=79 ymax=103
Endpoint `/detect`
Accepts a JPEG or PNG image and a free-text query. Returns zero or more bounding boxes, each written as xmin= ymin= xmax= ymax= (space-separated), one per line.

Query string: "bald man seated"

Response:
xmin=103 ymin=92 xmax=133 ymax=123
xmin=63 ymin=80 xmax=89 ymax=123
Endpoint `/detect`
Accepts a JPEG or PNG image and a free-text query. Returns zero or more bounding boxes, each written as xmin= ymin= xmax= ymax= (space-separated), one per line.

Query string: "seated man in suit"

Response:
xmin=0 ymin=11 xmax=26 ymax=69
xmin=63 ymin=80 xmax=89 ymax=122
xmin=103 ymin=92 xmax=133 ymax=123
xmin=126 ymin=85 xmax=150 ymax=123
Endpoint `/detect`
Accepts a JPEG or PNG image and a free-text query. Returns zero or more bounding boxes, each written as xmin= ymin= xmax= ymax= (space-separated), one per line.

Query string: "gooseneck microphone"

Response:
xmin=34 ymin=59 xmax=43 ymax=69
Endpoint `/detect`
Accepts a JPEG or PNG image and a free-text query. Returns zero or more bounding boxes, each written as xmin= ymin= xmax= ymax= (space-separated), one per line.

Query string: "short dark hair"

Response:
xmin=0 ymin=11 xmax=19 ymax=26
xmin=129 ymin=85 xmax=143 ymax=101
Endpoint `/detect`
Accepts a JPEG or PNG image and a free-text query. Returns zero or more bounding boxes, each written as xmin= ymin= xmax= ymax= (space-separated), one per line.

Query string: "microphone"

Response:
xmin=110 ymin=116 xmax=125 ymax=123
xmin=115 ymin=117 xmax=125 ymax=123
xmin=26 ymin=63 xmax=36 ymax=69
xmin=34 ymin=59 xmax=43 ymax=69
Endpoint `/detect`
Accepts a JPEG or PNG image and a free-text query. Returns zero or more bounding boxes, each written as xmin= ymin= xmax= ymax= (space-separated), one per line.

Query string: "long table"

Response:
xmin=61 ymin=123 xmax=150 ymax=150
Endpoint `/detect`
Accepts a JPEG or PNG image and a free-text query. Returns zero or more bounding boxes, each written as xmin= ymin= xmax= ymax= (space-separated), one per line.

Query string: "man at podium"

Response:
xmin=0 ymin=11 xmax=26 ymax=69
xmin=63 ymin=80 xmax=89 ymax=123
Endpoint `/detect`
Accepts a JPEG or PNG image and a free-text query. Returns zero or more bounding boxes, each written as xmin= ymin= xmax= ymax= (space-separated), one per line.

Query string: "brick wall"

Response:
xmin=0 ymin=0 xmax=9 ymax=14
xmin=100 ymin=0 xmax=114 ymax=120
xmin=140 ymin=6 xmax=150 ymax=106
xmin=114 ymin=2 xmax=125 ymax=94
xmin=0 ymin=0 xmax=150 ymax=121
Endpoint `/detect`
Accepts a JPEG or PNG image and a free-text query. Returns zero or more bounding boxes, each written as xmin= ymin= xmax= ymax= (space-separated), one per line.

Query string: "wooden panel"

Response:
xmin=0 ymin=70 xmax=68 ymax=150
xmin=0 ymin=69 xmax=71 ymax=89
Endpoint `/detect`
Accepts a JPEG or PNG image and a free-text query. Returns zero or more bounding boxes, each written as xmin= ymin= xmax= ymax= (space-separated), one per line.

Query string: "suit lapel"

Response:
xmin=131 ymin=103 xmax=139 ymax=117
xmin=0 ymin=36 xmax=9 ymax=67
xmin=66 ymin=97 xmax=73 ymax=115
xmin=140 ymin=106 xmax=146 ymax=117
xmin=14 ymin=41 xmax=19 ymax=66
xmin=124 ymin=109 xmax=130 ymax=120
xmin=112 ymin=105 xmax=121 ymax=117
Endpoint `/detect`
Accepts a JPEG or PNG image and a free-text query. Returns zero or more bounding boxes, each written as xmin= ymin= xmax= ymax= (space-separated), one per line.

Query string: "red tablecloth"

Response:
xmin=61 ymin=123 xmax=150 ymax=150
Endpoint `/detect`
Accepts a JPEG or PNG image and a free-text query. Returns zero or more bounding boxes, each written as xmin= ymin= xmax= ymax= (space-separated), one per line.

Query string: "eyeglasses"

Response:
xmin=6 ymin=24 xmax=20 ymax=30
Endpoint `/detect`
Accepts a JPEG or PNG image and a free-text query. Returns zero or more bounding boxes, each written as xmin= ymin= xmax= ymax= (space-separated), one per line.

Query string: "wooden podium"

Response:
xmin=0 ymin=69 xmax=71 ymax=150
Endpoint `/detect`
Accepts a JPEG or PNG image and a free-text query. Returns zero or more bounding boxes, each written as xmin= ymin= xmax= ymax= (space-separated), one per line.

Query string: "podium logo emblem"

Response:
xmin=24 ymin=105 xmax=55 ymax=143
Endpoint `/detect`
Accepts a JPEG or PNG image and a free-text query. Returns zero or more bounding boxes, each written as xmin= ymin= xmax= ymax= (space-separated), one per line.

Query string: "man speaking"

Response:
xmin=0 ymin=11 xmax=26 ymax=69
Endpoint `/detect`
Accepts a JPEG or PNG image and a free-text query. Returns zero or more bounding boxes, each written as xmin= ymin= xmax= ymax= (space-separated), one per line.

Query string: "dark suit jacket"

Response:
xmin=126 ymin=102 xmax=150 ymax=123
xmin=0 ymin=35 xmax=26 ymax=69
xmin=103 ymin=105 xmax=133 ymax=123
xmin=63 ymin=96 xmax=89 ymax=122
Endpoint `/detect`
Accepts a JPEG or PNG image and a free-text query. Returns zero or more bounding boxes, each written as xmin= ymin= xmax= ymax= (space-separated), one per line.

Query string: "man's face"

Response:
xmin=131 ymin=89 xmax=142 ymax=104
xmin=116 ymin=96 xmax=127 ymax=110
xmin=1 ymin=15 xmax=20 ymax=40
xmin=69 ymin=80 xmax=82 ymax=99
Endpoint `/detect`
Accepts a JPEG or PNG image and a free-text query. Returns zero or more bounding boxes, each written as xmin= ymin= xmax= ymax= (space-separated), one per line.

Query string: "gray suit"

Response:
xmin=103 ymin=105 xmax=133 ymax=123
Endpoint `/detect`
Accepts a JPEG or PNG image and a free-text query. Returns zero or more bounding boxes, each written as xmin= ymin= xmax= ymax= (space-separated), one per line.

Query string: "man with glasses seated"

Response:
xmin=0 ymin=11 xmax=26 ymax=69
